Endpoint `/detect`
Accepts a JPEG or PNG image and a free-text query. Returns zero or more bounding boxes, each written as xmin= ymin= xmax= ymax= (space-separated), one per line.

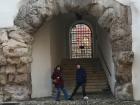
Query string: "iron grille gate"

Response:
xmin=70 ymin=23 xmax=93 ymax=58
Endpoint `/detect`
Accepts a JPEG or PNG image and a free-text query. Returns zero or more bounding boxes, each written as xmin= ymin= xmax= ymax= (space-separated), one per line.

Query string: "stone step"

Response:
xmin=63 ymin=71 xmax=104 ymax=74
xmin=65 ymin=84 xmax=108 ymax=88
xmin=64 ymin=78 xmax=106 ymax=84
xmin=64 ymin=78 xmax=107 ymax=81
xmin=61 ymin=59 xmax=108 ymax=92
xmin=64 ymin=82 xmax=107 ymax=86
xmin=63 ymin=69 xmax=105 ymax=74
xmin=66 ymin=86 xmax=108 ymax=91
xmin=63 ymin=75 xmax=106 ymax=77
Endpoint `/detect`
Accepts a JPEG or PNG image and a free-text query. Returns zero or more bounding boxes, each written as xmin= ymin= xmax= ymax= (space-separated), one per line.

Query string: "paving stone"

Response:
xmin=17 ymin=93 xmax=140 ymax=105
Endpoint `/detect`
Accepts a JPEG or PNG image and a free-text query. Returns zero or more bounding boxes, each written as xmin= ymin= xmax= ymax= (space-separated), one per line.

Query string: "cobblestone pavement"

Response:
xmin=1 ymin=92 xmax=140 ymax=105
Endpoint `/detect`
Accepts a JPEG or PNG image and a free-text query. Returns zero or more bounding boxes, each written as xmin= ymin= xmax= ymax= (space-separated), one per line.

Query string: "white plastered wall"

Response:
xmin=97 ymin=27 xmax=115 ymax=94
xmin=131 ymin=1 xmax=140 ymax=101
xmin=115 ymin=0 xmax=140 ymax=100
xmin=31 ymin=17 xmax=67 ymax=98
xmin=31 ymin=23 xmax=52 ymax=98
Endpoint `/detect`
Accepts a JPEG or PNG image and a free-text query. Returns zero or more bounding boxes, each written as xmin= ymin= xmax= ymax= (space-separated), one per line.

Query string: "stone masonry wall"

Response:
xmin=0 ymin=0 xmax=133 ymax=101
xmin=97 ymin=3 xmax=133 ymax=100
xmin=0 ymin=27 xmax=33 ymax=101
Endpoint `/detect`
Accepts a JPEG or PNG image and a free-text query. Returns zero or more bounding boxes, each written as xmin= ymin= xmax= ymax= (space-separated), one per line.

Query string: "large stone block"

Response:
xmin=116 ymin=51 xmax=134 ymax=83
xmin=0 ymin=74 xmax=6 ymax=85
xmin=3 ymin=85 xmax=30 ymax=101
xmin=117 ymin=51 xmax=134 ymax=65
xmin=15 ymin=74 xmax=28 ymax=84
xmin=0 ymin=66 xmax=6 ymax=74
xmin=7 ymin=57 xmax=20 ymax=65
xmin=5 ymin=65 xmax=16 ymax=74
xmin=14 ymin=18 xmax=35 ymax=34
xmin=98 ymin=8 xmax=115 ymax=30
xmin=2 ymin=39 xmax=27 ymax=48
xmin=3 ymin=46 xmax=29 ymax=57
xmin=9 ymin=30 xmax=33 ymax=44
xmin=0 ymin=55 xmax=7 ymax=65
xmin=20 ymin=56 xmax=32 ymax=64
xmin=7 ymin=74 xmax=15 ymax=83
xmin=0 ymin=30 xmax=8 ymax=44
xmin=115 ymin=82 xmax=133 ymax=100
xmin=0 ymin=94 xmax=3 ymax=102
xmin=115 ymin=51 xmax=134 ymax=100
xmin=16 ymin=64 xmax=28 ymax=73
xmin=0 ymin=87 xmax=3 ymax=101
xmin=88 ymin=3 xmax=105 ymax=18
xmin=34 ymin=0 xmax=49 ymax=18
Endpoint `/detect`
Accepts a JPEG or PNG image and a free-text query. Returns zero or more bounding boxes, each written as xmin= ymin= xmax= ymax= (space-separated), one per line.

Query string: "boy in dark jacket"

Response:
xmin=51 ymin=65 xmax=69 ymax=101
xmin=69 ymin=64 xmax=87 ymax=100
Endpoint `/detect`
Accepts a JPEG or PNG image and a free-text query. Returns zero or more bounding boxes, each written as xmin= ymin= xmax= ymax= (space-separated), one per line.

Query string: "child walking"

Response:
xmin=51 ymin=65 xmax=69 ymax=101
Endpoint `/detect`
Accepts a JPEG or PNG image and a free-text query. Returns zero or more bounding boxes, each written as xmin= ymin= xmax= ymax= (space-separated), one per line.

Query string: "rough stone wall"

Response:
xmin=97 ymin=2 xmax=133 ymax=100
xmin=0 ymin=0 xmax=133 ymax=101
xmin=0 ymin=27 xmax=33 ymax=101
xmin=111 ymin=7 xmax=134 ymax=100
xmin=115 ymin=51 xmax=134 ymax=100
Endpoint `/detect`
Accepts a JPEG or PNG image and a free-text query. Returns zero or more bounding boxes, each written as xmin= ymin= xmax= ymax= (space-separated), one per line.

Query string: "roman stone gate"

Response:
xmin=0 ymin=0 xmax=133 ymax=101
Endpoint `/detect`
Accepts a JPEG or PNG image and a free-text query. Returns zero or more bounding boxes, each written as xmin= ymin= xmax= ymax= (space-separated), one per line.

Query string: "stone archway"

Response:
xmin=0 ymin=0 xmax=133 ymax=101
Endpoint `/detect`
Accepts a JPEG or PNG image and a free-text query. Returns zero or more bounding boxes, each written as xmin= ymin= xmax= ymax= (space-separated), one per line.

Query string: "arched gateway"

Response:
xmin=0 ymin=0 xmax=133 ymax=101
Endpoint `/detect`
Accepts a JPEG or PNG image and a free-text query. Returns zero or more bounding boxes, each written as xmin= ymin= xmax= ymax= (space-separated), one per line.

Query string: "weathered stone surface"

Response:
xmin=0 ymin=27 xmax=32 ymax=101
xmin=3 ymin=46 xmax=29 ymax=57
xmin=3 ymin=85 xmax=30 ymax=101
xmin=14 ymin=19 xmax=35 ymax=34
xmin=115 ymin=51 xmax=134 ymax=100
xmin=88 ymin=3 xmax=105 ymax=18
xmin=5 ymin=65 xmax=16 ymax=74
xmin=98 ymin=8 xmax=115 ymax=31
xmin=117 ymin=51 xmax=134 ymax=65
xmin=0 ymin=30 xmax=8 ymax=44
xmin=0 ymin=74 xmax=6 ymax=85
xmin=0 ymin=66 xmax=6 ymax=74
xmin=15 ymin=74 xmax=28 ymax=84
xmin=2 ymin=39 xmax=27 ymax=48
xmin=110 ymin=7 xmax=132 ymax=52
xmin=14 ymin=1 xmax=45 ymax=33
xmin=17 ymin=64 xmax=28 ymax=73
xmin=0 ymin=94 xmax=3 ymax=102
xmin=7 ymin=57 xmax=20 ymax=65
xmin=20 ymin=56 xmax=32 ymax=64
xmin=115 ymin=83 xmax=133 ymax=100
xmin=116 ymin=51 xmax=134 ymax=79
xmin=0 ymin=87 xmax=3 ymax=101
xmin=0 ymin=55 xmax=7 ymax=65
xmin=111 ymin=19 xmax=131 ymax=41
xmin=7 ymin=74 xmax=15 ymax=82
xmin=9 ymin=30 xmax=33 ymax=44
xmin=34 ymin=0 xmax=49 ymax=17
xmin=0 ymin=46 xmax=5 ymax=66
xmin=15 ymin=0 xmax=101 ymax=33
